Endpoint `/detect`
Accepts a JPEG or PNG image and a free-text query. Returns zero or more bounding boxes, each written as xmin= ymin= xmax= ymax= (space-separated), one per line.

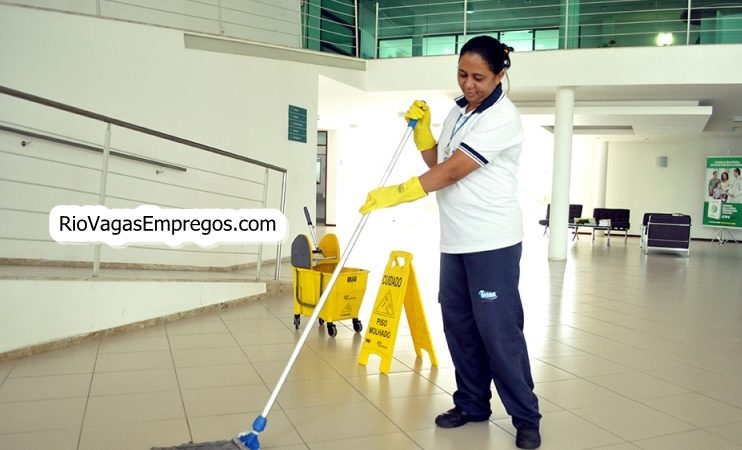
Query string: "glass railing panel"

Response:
xmin=372 ymin=0 xmax=742 ymax=59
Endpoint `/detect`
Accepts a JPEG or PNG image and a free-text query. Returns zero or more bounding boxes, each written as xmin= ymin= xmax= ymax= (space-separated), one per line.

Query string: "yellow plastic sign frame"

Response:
xmin=358 ymin=251 xmax=438 ymax=373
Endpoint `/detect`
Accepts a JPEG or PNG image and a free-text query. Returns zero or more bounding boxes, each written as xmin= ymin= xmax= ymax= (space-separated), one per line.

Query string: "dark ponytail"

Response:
xmin=459 ymin=35 xmax=512 ymax=74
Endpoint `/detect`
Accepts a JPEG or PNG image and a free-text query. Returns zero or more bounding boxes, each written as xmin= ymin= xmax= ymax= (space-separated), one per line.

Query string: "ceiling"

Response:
xmin=319 ymin=78 xmax=742 ymax=143
xmin=365 ymin=0 xmax=742 ymax=141
xmin=433 ymin=83 xmax=742 ymax=141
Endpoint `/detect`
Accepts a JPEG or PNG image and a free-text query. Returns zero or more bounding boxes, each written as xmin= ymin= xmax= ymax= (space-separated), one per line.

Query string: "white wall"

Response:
xmin=325 ymin=130 xmax=338 ymax=225
xmin=364 ymin=44 xmax=742 ymax=92
xmin=7 ymin=0 xmax=302 ymax=48
xmin=0 ymin=4 xmax=329 ymax=267
xmin=606 ymin=137 xmax=742 ymax=238
xmin=0 ymin=4 xmax=343 ymax=354
xmin=0 ymin=279 xmax=265 ymax=354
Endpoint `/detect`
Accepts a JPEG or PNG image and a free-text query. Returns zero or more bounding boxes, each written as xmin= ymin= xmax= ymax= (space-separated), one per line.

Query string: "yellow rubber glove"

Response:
xmin=359 ymin=176 xmax=427 ymax=215
xmin=405 ymin=100 xmax=436 ymax=151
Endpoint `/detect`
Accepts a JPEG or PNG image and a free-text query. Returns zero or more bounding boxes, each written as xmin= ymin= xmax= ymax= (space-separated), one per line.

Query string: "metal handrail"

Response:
xmin=0 ymin=86 xmax=285 ymax=173
xmin=0 ymin=124 xmax=187 ymax=172
xmin=0 ymin=84 xmax=288 ymax=280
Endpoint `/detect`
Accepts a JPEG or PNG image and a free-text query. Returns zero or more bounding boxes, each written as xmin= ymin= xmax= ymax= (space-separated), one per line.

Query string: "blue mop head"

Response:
xmin=235 ymin=416 xmax=266 ymax=450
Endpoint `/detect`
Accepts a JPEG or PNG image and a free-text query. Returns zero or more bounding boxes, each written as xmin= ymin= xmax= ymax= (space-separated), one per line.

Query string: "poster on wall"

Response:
xmin=704 ymin=156 xmax=742 ymax=228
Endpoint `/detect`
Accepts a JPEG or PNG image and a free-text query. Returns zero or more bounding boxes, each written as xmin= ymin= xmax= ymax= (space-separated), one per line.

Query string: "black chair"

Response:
xmin=539 ymin=204 xmax=583 ymax=235
xmin=569 ymin=204 xmax=584 ymax=223
xmin=644 ymin=214 xmax=691 ymax=256
xmin=640 ymin=212 xmax=673 ymax=248
xmin=538 ymin=204 xmax=551 ymax=235
xmin=593 ymin=208 xmax=631 ymax=243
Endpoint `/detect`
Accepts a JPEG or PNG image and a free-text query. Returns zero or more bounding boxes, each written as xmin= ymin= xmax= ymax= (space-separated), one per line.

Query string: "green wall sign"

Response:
xmin=288 ymin=105 xmax=307 ymax=143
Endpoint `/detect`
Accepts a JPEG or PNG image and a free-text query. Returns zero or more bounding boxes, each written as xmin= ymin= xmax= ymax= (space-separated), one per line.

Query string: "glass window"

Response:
xmin=457 ymin=32 xmax=500 ymax=52
xmin=501 ymin=30 xmax=534 ymax=52
xmin=424 ymin=35 xmax=457 ymax=56
xmin=535 ymin=29 xmax=559 ymax=50
xmin=378 ymin=38 xmax=413 ymax=58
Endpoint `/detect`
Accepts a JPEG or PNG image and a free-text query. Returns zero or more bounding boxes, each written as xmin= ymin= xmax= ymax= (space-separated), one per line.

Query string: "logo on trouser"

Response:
xmin=478 ymin=290 xmax=498 ymax=301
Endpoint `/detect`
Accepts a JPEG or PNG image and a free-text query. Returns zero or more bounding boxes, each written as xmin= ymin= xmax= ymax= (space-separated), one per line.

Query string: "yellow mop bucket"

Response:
xmin=290 ymin=208 xmax=369 ymax=337
xmin=292 ymin=261 xmax=368 ymax=337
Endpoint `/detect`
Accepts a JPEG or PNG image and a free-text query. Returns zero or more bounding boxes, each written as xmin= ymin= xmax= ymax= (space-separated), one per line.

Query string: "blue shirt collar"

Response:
xmin=454 ymin=84 xmax=504 ymax=114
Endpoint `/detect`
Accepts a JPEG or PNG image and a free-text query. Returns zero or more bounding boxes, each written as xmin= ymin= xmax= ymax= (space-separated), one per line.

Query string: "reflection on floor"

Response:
xmin=1 ymin=237 xmax=742 ymax=450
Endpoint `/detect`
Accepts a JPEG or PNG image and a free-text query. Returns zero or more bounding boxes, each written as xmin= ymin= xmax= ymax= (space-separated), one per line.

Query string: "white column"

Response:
xmin=593 ymin=140 xmax=608 ymax=208
xmin=548 ymin=87 xmax=576 ymax=261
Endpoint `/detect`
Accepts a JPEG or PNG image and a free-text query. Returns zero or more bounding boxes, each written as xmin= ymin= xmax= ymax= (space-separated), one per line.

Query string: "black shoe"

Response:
xmin=434 ymin=407 xmax=489 ymax=428
xmin=516 ymin=427 xmax=541 ymax=449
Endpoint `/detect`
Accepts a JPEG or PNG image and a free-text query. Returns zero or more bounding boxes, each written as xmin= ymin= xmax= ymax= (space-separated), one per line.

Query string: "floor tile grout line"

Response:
xmin=301 ymin=330 xmax=429 ymax=448
xmin=531 ymin=335 xmax=732 ymax=399
xmin=163 ymin=322 xmax=195 ymax=445
xmin=211 ymin=299 xmax=306 ymax=445
xmin=630 ymin=392 xmax=742 ymax=431
xmin=562 ymin=310 xmax=742 ymax=359
xmin=627 ymin=426 xmax=742 ymax=448
xmin=0 ymin=361 xmax=15 ymax=390
xmin=255 ymin=296 xmax=423 ymax=449
xmin=526 ymin=352 xmax=709 ymax=444
xmin=251 ymin=297 xmax=330 ymax=449
xmin=531 ymin=346 xmax=728 ymax=432
xmin=75 ymin=337 xmax=101 ymax=450
xmin=539 ymin=361 xmax=730 ymax=445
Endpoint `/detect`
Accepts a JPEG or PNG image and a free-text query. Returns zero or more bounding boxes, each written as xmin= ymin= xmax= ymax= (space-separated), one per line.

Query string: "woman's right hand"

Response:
xmin=405 ymin=100 xmax=436 ymax=152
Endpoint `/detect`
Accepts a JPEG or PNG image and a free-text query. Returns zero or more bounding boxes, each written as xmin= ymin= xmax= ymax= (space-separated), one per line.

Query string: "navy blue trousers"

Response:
xmin=439 ymin=243 xmax=541 ymax=430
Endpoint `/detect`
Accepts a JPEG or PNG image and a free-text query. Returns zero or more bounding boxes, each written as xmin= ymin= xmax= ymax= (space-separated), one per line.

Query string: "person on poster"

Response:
xmin=727 ymin=168 xmax=742 ymax=204
xmin=720 ymin=171 xmax=732 ymax=194
xmin=708 ymin=170 xmax=720 ymax=196
xmin=712 ymin=181 xmax=726 ymax=201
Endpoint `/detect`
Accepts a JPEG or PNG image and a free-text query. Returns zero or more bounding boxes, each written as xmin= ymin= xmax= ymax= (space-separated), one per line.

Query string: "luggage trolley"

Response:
xmin=290 ymin=207 xmax=369 ymax=337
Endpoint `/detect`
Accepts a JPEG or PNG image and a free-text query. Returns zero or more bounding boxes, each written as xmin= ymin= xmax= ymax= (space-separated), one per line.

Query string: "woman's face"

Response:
xmin=457 ymin=52 xmax=504 ymax=110
xmin=722 ymin=172 xmax=729 ymax=181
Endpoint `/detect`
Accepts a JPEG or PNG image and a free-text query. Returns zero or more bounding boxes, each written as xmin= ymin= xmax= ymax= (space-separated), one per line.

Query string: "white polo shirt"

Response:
xmin=435 ymin=85 xmax=524 ymax=253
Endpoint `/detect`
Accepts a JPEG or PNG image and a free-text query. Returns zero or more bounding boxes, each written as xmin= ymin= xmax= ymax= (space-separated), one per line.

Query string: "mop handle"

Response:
xmin=259 ymin=120 xmax=417 ymax=419
xmin=303 ymin=206 xmax=320 ymax=251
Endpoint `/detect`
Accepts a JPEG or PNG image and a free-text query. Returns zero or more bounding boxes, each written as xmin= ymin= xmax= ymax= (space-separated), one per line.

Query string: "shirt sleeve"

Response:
xmin=457 ymin=104 xmax=523 ymax=167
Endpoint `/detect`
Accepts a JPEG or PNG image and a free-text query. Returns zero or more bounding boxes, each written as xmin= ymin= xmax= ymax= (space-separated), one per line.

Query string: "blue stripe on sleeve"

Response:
xmin=459 ymin=142 xmax=488 ymax=166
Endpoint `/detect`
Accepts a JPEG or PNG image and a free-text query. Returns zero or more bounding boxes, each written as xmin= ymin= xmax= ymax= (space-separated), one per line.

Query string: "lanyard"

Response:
xmin=444 ymin=90 xmax=505 ymax=159
xmin=449 ymin=90 xmax=505 ymax=143
xmin=443 ymin=114 xmax=472 ymax=160
xmin=449 ymin=112 xmax=473 ymax=143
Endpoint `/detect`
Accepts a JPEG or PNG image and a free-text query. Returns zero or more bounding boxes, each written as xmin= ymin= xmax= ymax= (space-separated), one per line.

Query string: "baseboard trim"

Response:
xmin=0 ymin=280 xmax=291 ymax=363
xmin=0 ymin=257 xmax=291 ymax=272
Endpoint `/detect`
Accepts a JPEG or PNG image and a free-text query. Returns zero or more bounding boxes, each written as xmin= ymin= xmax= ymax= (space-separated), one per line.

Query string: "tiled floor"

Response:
xmin=1 ymin=235 xmax=742 ymax=450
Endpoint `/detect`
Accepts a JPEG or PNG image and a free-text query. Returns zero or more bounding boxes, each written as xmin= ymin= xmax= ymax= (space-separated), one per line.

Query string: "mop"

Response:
xmin=152 ymin=119 xmax=418 ymax=450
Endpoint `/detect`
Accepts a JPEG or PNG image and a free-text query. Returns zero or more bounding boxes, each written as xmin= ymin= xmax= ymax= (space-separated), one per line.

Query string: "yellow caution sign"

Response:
xmin=358 ymin=251 xmax=438 ymax=373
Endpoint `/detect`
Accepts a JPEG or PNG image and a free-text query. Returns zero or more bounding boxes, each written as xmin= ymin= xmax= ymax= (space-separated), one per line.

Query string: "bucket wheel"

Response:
xmin=352 ymin=318 xmax=363 ymax=333
xmin=327 ymin=322 xmax=337 ymax=338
